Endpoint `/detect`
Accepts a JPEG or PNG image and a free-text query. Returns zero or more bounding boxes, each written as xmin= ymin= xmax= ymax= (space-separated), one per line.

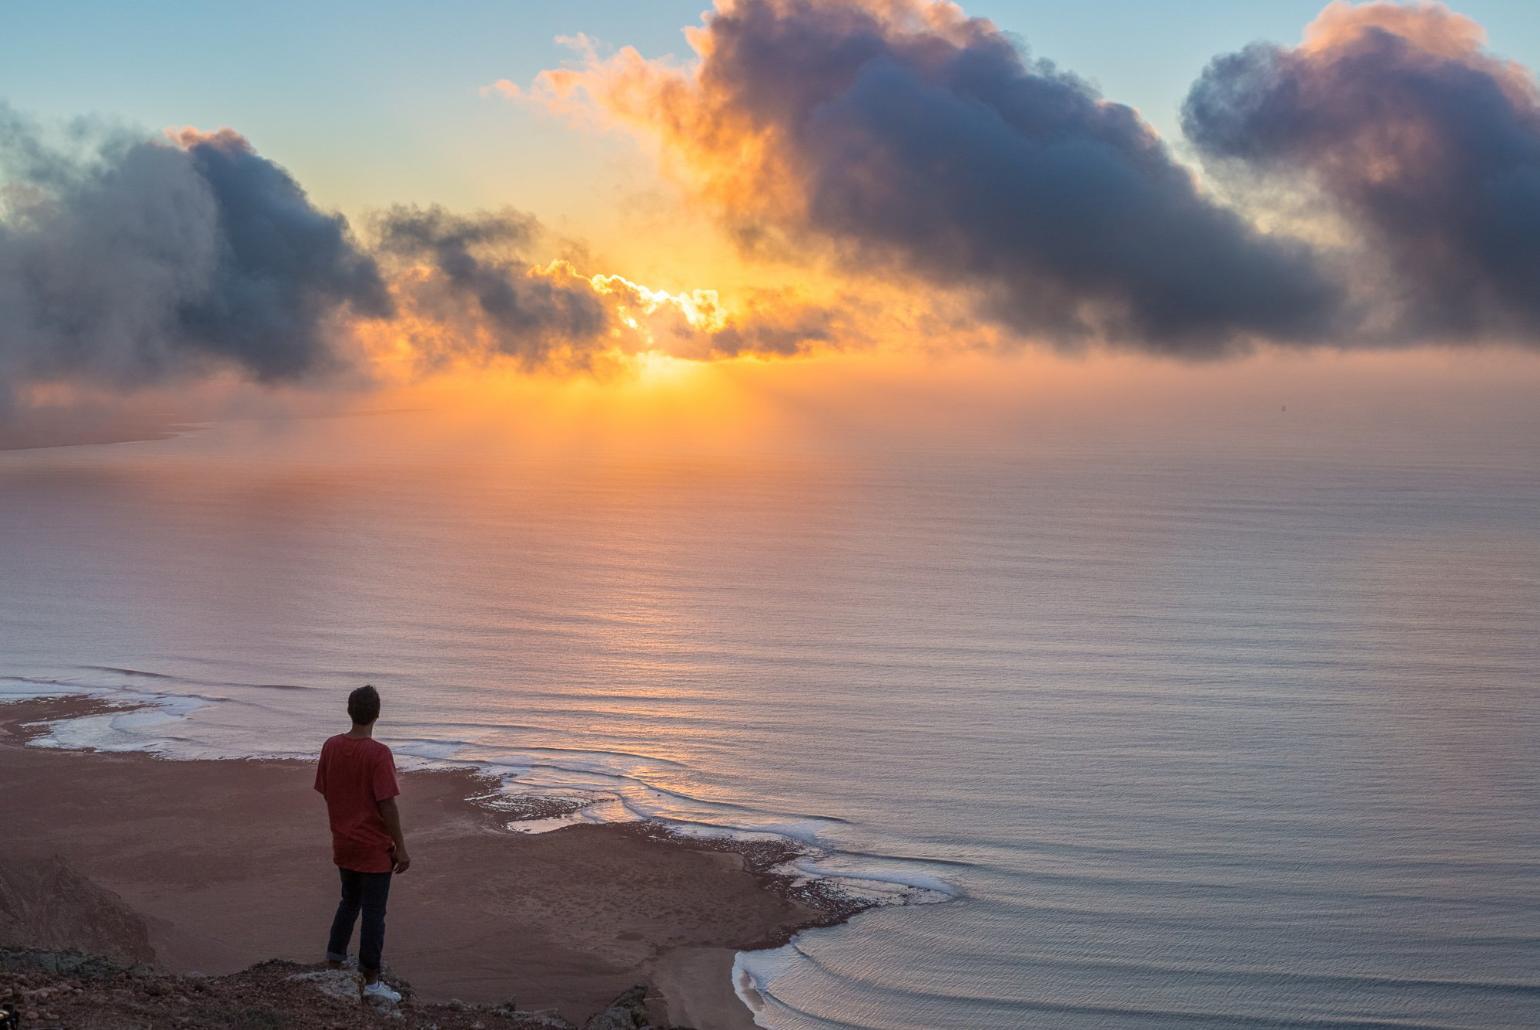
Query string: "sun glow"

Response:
xmin=582 ymin=268 xmax=728 ymax=335
xmin=629 ymin=349 xmax=704 ymax=387
xmin=353 ymin=250 xmax=844 ymax=385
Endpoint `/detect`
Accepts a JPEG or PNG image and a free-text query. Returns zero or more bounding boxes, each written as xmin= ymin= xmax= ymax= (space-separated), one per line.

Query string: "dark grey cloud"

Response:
xmin=371 ymin=205 xmax=612 ymax=368
xmin=585 ymin=0 xmax=1344 ymax=355
xmin=178 ymin=129 xmax=392 ymax=374
xmin=1183 ymin=2 xmax=1540 ymax=345
xmin=0 ymin=108 xmax=390 ymax=401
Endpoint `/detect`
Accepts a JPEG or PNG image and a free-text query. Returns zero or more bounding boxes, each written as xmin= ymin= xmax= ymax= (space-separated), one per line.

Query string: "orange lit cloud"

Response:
xmin=362 ymin=205 xmax=856 ymax=381
xmin=517 ymin=0 xmax=1342 ymax=354
xmin=521 ymin=0 xmax=1540 ymax=354
xmin=1304 ymin=1 xmax=1481 ymax=59
xmin=478 ymin=79 xmax=525 ymax=101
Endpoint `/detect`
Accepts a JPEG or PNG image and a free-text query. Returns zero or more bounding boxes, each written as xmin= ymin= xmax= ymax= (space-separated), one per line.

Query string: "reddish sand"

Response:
xmin=0 ymin=698 xmax=845 ymax=1027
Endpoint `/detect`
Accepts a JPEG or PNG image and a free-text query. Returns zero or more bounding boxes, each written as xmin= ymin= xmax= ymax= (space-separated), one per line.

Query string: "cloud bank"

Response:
xmin=530 ymin=0 xmax=1540 ymax=353
xmin=6 ymin=0 xmax=1540 ymax=419
xmin=371 ymin=206 xmax=613 ymax=370
xmin=0 ymin=108 xmax=843 ymax=409
xmin=0 ymin=108 xmax=390 ymax=404
xmin=367 ymin=207 xmax=845 ymax=372
xmin=1184 ymin=0 xmax=1540 ymax=344
xmin=534 ymin=0 xmax=1342 ymax=355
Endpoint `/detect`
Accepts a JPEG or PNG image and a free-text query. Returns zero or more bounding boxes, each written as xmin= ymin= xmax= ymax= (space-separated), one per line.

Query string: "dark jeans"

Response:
xmin=325 ymin=867 xmax=392 ymax=975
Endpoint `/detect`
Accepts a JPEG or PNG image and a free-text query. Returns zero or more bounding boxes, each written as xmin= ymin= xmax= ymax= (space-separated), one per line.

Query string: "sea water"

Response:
xmin=1 ymin=404 xmax=1536 ymax=1028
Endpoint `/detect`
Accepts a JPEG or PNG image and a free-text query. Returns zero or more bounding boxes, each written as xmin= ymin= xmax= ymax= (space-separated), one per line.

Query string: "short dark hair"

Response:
xmin=348 ymin=684 xmax=381 ymax=725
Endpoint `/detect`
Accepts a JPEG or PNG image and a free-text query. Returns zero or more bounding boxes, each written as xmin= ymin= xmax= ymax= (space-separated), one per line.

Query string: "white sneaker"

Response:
xmin=363 ymin=980 xmax=402 ymax=1005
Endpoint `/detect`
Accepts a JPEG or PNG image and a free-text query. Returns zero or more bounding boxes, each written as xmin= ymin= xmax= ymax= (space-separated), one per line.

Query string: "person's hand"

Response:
xmin=393 ymin=849 xmax=412 ymax=874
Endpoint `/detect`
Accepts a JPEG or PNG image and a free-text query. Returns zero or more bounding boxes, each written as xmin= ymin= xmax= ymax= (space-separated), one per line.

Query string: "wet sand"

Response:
xmin=0 ymin=697 xmax=844 ymax=1027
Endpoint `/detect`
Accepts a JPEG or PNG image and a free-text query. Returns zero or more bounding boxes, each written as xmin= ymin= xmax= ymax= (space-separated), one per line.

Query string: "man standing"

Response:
xmin=314 ymin=684 xmax=411 ymax=1004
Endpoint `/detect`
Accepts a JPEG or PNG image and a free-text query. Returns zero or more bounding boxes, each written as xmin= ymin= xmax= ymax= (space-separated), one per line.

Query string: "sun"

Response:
xmin=629 ymin=349 xmax=703 ymax=388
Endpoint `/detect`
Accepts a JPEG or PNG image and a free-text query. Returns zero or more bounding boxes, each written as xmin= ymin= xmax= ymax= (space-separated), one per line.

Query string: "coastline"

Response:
xmin=0 ymin=697 xmax=865 ymax=1027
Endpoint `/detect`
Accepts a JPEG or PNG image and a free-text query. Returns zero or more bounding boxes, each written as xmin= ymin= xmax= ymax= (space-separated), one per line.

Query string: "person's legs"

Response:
xmin=325 ymin=867 xmax=362 ymax=965
xmin=357 ymin=871 xmax=393 ymax=981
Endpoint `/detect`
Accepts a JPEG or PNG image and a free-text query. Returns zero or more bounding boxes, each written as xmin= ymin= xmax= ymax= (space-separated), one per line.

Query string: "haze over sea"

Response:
xmin=2 ymin=373 xmax=1537 ymax=1029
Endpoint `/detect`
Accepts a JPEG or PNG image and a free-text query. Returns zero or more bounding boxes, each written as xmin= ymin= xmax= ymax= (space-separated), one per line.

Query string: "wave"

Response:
xmin=734 ymin=940 xmax=1493 ymax=1030
xmin=83 ymin=664 xmax=318 ymax=693
xmin=779 ymin=859 xmax=960 ymax=902
xmin=79 ymin=665 xmax=175 ymax=679
xmin=833 ymin=847 xmax=979 ymax=870
xmin=0 ymin=676 xmax=74 ymax=694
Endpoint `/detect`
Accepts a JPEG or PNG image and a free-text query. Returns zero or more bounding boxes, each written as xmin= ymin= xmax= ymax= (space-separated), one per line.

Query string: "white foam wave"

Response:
xmin=733 ymin=946 xmax=779 ymax=1025
xmin=782 ymin=858 xmax=962 ymax=902
xmin=733 ymin=941 xmax=875 ymax=1030
xmin=2 ymin=676 xmax=218 ymax=754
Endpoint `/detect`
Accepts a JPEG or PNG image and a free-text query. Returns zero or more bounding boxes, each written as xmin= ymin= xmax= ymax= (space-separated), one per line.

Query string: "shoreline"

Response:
xmin=0 ymin=697 xmax=868 ymax=1027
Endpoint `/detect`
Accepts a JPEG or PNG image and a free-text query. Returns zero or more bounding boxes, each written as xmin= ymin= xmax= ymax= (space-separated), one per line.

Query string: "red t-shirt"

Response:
xmin=314 ymin=734 xmax=401 ymax=873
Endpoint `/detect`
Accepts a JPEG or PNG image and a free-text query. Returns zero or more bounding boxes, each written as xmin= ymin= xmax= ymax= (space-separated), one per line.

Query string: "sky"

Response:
xmin=7 ymin=1 xmax=1540 ymax=215
xmin=5 ymin=1 xmax=1538 ymax=216
xmin=3 ymin=1 xmax=1540 ymax=439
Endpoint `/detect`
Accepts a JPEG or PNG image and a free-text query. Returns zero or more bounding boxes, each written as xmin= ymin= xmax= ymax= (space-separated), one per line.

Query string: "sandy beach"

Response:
xmin=0 ymin=697 xmax=854 ymax=1028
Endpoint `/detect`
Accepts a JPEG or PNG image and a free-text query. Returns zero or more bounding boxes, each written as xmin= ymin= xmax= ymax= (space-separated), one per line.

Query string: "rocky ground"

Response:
xmin=0 ymin=949 xmax=683 ymax=1030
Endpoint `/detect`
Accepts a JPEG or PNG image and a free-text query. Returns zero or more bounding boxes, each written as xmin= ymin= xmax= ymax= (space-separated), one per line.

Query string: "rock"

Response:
xmin=583 ymin=984 xmax=652 ymax=1030
xmin=0 ymin=854 xmax=155 ymax=964
xmin=520 ymin=1013 xmax=578 ymax=1030
xmin=286 ymin=967 xmax=363 ymax=1003
xmin=1 ymin=946 xmax=673 ymax=1029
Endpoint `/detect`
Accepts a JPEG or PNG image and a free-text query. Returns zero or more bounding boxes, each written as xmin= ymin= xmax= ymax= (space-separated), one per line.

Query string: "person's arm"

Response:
xmin=378 ymin=797 xmax=410 ymax=873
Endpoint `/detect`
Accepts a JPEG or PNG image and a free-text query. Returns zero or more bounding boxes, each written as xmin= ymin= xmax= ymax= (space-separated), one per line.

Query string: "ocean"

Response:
xmin=2 ymin=400 xmax=1536 ymax=1028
